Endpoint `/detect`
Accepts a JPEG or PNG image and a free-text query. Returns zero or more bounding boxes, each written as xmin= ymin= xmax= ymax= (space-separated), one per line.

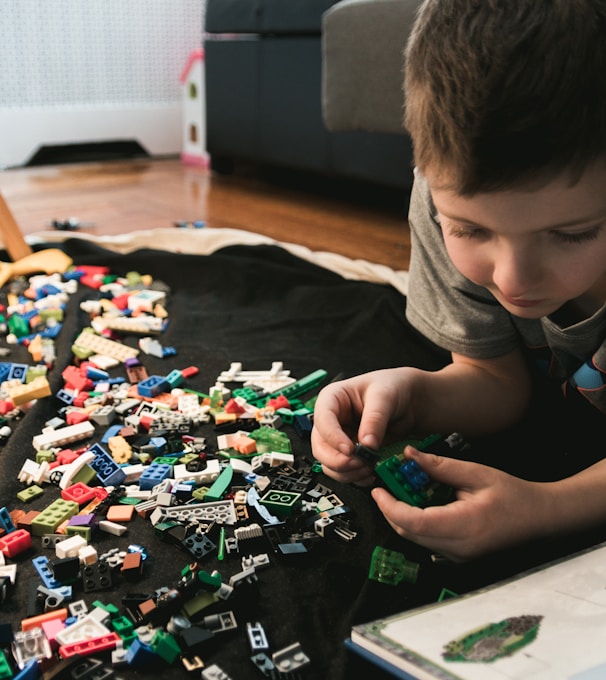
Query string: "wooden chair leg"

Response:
xmin=0 ymin=191 xmax=33 ymax=261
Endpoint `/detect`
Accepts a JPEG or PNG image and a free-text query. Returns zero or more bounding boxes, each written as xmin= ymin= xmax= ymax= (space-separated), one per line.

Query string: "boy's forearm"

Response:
xmin=541 ymin=459 xmax=606 ymax=535
xmin=407 ymin=351 xmax=531 ymax=437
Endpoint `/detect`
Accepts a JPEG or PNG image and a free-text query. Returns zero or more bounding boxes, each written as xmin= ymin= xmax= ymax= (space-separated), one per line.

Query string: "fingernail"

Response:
xmin=360 ymin=434 xmax=379 ymax=450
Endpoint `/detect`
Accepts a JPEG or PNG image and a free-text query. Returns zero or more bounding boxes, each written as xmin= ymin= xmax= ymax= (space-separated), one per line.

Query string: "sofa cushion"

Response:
xmin=205 ymin=0 xmax=341 ymax=34
xmin=322 ymin=0 xmax=422 ymax=134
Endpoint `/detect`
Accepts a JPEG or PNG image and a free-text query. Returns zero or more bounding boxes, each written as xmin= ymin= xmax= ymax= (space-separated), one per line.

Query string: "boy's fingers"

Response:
xmin=406 ymin=447 xmax=486 ymax=490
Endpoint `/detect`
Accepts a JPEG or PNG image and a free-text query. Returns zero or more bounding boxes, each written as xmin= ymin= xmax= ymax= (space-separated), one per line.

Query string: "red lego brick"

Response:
xmin=0 ymin=528 xmax=32 ymax=558
xmin=58 ymin=632 xmax=120 ymax=659
xmin=61 ymin=482 xmax=97 ymax=506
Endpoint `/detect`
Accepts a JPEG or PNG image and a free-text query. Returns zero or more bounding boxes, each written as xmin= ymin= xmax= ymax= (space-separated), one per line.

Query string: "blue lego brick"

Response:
xmin=0 ymin=363 xmax=11 ymax=382
xmin=39 ymin=284 xmax=62 ymax=296
xmin=165 ymin=369 xmax=183 ymax=389
xmin=88 ymin=443 xmax=127 ymax=486
xmin=55 ymin=388 xmax=75 ymax=406
xmin=8 ymin=364 xmax=28 ymax=382
xmin=85 ymin=366 xmax=109 ymax=381
xmin=149 ymin=437 xmax=167 ymax=454
xmin=0 ymin=507 xmax=15 ymax=533
xmin=14 ymin=658 xmax=39 ymax=680
xmin=398 ymin=460 xmax=431 ymax=491
xmin=138 ymin=463 xmax=172 ymax=491
xmin=101 ymin=424 xmax=124 ymax=444
xmin=137 ymin=375 xmax=169 ymax=398
xmin=41 ymin=324 xmax=62 ymax=339
xmin=125 ymin=638 xmax=159 ymax=666
xmin=32 ymin=555 xmax=63 ymax=589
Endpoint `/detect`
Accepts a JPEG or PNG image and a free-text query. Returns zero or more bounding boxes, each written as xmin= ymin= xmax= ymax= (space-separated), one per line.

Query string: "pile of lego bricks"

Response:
xmin=2 ymin=239 xmax=605 ymax=680
xmin=0 ymin=240 xmax=460 ymax=680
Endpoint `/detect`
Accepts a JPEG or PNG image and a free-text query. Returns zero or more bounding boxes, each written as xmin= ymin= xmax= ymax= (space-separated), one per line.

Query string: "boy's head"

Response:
xmin=404 ymin=0 xmax=606 ymax=195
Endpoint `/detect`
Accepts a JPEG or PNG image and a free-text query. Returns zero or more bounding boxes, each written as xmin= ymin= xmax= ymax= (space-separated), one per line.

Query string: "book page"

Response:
xmin=357 ymin=543 xmax=606 ymax=680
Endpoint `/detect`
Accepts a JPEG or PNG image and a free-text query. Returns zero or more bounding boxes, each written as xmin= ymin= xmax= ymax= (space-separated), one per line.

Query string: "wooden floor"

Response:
xmin=0 ymin=157 xmax=412 ymax=270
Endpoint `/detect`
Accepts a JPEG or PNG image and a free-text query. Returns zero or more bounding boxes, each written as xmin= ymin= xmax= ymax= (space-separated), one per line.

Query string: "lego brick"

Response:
xmin=0 ymin=529 xmax=32 ymax=558
xmin=30 ymin=499 xmax=79 ymax=537
xmin=87 ymin=443 xmax=127 ymax=487
xmin=58 ymin=632 xmax=120 ymax=659
xmin=72 ymin=330 xmax=139 ymax=362
xmin=32 ymin=421 xmax=95 ymax=452
xmin=136 ymin=375 xmax=169 ymax=398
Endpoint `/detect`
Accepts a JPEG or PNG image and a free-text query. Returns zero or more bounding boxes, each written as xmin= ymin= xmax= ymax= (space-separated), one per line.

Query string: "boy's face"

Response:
xmin=427 ymin=164 xmax=606 ymax=319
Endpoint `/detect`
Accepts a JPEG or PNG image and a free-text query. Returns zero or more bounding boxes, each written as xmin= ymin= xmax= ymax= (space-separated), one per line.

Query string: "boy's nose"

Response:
xmin=491 ymin=244 xmax=542 ymax=299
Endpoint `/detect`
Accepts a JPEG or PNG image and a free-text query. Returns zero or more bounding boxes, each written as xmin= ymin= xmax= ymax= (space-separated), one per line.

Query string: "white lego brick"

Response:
xmin=54 ymin=613 xmax=110 ymax=646
xmin=55 ymin=535 xmax=88 ymax=559
xmin=229 ymin=458 xmax=253 ymax=476
xmin=32 ymin=421 xmax=95 ymax=451
xmin=173 ymin=458 xmax=221 ymax=484
xmin=123 ymin=481 xmax=149 ymax=497
xmin=89 ymin=354 xmax=121 ymax=370
xmin=0 ymin=564 xmax=17 ymax=584
xmin=78 ymin=545 xmax=98 ymax=566
xmin=18 ymin=459 xmax=49 ymax=485
xmin=127 ymin=289 xmax=166 ymax=312
xmin=58 ymin=450 xmax=96 ymax=489
xmin=98 ymin=520 xmax=128 ymax=537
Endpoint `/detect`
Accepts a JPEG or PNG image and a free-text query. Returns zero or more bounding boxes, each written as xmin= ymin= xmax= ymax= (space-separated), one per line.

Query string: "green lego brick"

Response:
xmin=369 ymin=546 xmax=419 ymax=585
xmin=36 ymin=449 xmax=56 ymax=465
xmin=204 ymin=465 xmax=233 ymax=502
xmin=30 ymin=498 xmax=79 ymax=536
xmin=0 ymin=649 xmax=13 ymax=679
xmin=65 ymin=525 xmax=92 ymax=541
xmin=247 ymin=369 xmax=328 ymax=407
xmin=249 ymin=427 xmax=292 ymax=454
xmin=151 ymin=630 xmax=181 ymax=664
xmin=26 ymin=365 xmax=48 ymax=382
xmin=152 ymin=456 xmax=178 ymax=467
xmin=71 ymin=464 xmax=97 ymax=486
xmin=178 ymin=452 xmax=198 ymax=465
xmin=374 ymin=434 xmax=455 ymax=507
xmin=192 ymin=486 xmax=209 ymax=501
xmin=111 ymin=616 xmax=135 ymax=637
xmin=17 ymin=484 xmax=44 ymax=503
xmin=259 ymin=489 xmax=302 ymax=517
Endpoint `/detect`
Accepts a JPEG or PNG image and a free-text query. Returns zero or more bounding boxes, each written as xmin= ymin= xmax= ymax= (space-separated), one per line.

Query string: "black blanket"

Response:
xmin=1 ymin=240 xmax=603 ymax=680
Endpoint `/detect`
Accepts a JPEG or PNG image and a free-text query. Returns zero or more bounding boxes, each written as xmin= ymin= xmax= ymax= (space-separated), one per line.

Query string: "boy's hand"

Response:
xmin=311 ymin=369 xmax=417 ymax=485
xmin=372 ymin=447 xmax=547 ymax=561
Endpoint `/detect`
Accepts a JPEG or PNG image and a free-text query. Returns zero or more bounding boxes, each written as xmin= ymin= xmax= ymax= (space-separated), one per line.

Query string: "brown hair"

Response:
xmin=404 ymin=0 xmax=606 ymax=194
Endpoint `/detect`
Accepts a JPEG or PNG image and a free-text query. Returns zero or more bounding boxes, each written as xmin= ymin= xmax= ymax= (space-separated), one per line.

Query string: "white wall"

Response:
xmin=0 ymin=0 xmax=206 ymax=168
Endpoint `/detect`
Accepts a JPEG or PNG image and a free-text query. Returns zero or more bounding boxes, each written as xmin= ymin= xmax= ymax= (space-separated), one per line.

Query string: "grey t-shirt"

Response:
xmin=405 ymin=172 xmax=606 ymax=414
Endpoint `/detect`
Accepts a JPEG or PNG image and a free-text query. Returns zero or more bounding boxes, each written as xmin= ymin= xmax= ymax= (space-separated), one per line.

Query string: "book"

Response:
xmin=347 ymin=541 xmax=606 ymax=680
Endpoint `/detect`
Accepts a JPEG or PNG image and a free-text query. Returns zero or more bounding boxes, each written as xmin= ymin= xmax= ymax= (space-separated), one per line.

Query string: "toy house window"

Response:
xmin=189 ymin=124 xmax=198 ymax=143
xmin=189 ymin=82 xmax=198 ymax=99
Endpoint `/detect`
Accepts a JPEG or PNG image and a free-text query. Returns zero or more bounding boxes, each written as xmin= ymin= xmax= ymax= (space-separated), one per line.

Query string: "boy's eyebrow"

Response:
xmin=436 ymin=210 xmax=606 ymax=230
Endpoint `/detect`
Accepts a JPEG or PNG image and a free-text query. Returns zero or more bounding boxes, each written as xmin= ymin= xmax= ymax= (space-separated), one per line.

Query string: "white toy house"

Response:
xmin=180 ymin=48 xmax=210 ymax=167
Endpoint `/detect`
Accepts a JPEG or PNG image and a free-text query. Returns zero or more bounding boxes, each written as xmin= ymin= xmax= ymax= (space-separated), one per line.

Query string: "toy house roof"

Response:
xmin=180 ymin=48 xmax=204 ymax=84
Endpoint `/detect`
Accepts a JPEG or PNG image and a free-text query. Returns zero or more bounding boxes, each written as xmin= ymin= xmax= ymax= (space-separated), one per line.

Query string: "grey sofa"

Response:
xmin=322 ymin=0 xmax=421 ymax=135
xmin=204 ymin=0 xmax=420 ymax=191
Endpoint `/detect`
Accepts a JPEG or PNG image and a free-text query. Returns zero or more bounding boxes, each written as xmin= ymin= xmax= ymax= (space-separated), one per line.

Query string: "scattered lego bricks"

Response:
xmin=0 ymin=259 xmax=358 ymax=678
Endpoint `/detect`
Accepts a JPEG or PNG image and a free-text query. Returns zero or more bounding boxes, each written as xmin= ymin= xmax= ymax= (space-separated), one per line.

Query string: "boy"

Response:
xmin=311 ymin=0 xmax=606 ymax=562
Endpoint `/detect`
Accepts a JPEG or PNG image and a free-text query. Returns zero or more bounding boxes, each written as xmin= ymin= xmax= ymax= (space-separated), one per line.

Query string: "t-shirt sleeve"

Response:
xmin=405 ymin=173 xmax=520 ymax=359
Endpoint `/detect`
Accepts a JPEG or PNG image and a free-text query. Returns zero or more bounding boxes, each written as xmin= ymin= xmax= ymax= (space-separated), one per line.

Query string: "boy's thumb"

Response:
xmin=405 ymin=446 xmax=473 ymax=490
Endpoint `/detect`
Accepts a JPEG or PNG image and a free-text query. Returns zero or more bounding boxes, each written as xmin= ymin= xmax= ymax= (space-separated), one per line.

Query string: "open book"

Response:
xmin=347 ymin=541 xmax=606 ymax=680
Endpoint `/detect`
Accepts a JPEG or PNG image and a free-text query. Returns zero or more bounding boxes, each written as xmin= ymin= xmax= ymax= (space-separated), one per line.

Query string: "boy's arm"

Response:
xmin=409 ymin=348 xmax=533 ymax=437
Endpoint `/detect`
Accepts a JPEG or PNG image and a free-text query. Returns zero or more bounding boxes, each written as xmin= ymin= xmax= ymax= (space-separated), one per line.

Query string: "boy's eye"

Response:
xmin=445 ymin=223 xmax=488 ymax=240
xmin=551 ymin=225 xmax=602 ymax=245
